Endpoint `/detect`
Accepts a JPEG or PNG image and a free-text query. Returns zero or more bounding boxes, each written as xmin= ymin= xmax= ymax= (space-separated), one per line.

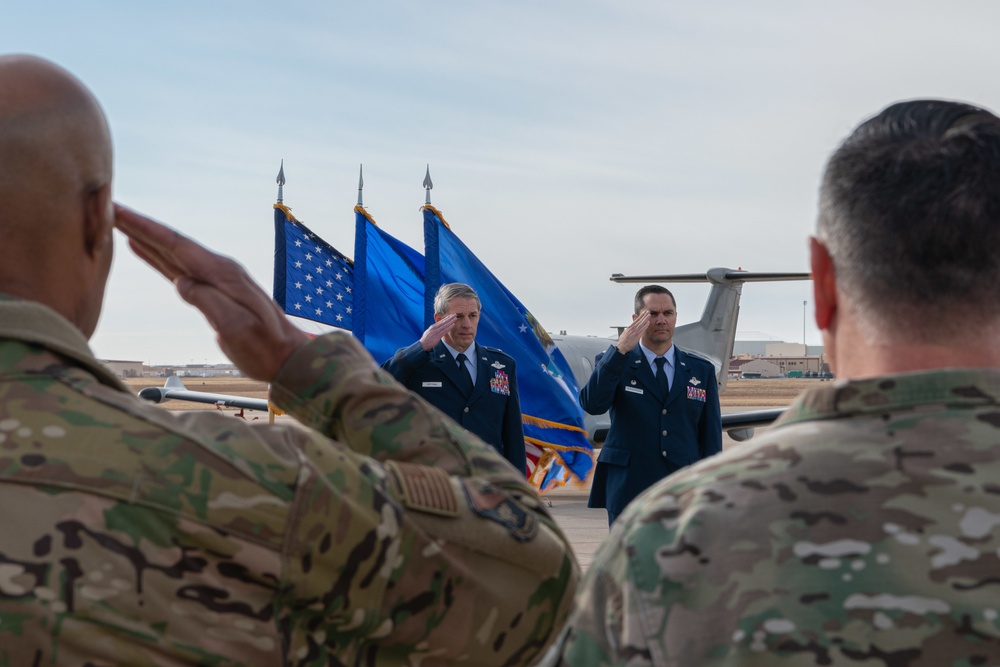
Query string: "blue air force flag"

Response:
xmin=353 ymin=206 xmax=426 ymax=365
xmin=422 ymin=205 xmax=594 ymax=483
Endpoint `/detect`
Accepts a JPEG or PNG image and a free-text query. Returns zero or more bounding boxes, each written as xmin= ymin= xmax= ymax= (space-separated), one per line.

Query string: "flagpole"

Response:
xmin=423 ymin=164 xmax=433 ymax=205
xmin=271 ymin=159 xmax=286 ymax=425
xmin=276 ymin=160 xmax=285 ymax=203
xmin=357 ymin=164 xmax=364 ymax=207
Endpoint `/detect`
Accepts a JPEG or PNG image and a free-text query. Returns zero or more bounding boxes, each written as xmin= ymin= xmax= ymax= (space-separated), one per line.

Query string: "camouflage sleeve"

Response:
xmin=270 ymin=332 xmax=520 ymax=481
xmin=269 ymin=332 xmax=580 ymax=665
xmin=539 ymin=519 xmax=654 ymax=667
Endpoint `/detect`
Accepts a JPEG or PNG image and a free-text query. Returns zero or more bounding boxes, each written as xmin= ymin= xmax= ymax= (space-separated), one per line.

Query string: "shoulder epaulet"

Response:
xmin=677 ymin=347 xmax=715 ymax=366
xmin=483 ymin=346 xmax=513 ymax=359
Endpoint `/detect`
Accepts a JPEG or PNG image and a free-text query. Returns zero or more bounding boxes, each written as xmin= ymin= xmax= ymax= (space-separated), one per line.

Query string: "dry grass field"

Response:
xmin=719 ymin=378 xmax=821 ymax=407
xmin=125 ymin=376 xmax=817 ymax=410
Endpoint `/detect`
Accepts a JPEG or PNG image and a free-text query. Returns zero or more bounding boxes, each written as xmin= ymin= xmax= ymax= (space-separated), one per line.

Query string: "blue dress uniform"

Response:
xmin=582 ymin=344 xmax=722 ymax=518
xmin=382 ymin=341 xmax=527 ymax=475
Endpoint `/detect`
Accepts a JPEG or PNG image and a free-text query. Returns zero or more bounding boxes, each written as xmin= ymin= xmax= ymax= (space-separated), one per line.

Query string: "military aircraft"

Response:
xmin=137 ymin=375 xmax=267 ymax=411
xmin=139 ymin=266 xmax=810 ymax=444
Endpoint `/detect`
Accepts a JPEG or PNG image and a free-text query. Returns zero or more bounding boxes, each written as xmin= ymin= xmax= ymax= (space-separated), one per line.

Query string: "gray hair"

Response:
xmin=433 ymin=283 xmax=481 ymax=316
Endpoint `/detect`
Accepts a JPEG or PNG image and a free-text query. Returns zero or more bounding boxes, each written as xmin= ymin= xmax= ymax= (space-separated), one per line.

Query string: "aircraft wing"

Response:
xmin=719 ymin=408 xmax=786 ymax=443
xmin=721 ymin=408 xmax=785 ymax=429
xmin=610 ymin=269 xmax=811 ymax=283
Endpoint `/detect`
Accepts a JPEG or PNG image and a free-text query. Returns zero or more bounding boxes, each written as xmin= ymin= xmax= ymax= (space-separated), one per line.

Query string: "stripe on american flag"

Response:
xmin=386 ymin=461 xmax=459 ymax=517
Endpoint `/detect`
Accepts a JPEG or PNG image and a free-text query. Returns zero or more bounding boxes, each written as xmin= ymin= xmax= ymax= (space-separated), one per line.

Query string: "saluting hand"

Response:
xmin=114 ymin=204 xmax=309 ymax=383
xmin=419 ymin=313 xmax=457 ymax=351
xmin=615 ymin=310 xmax=650 ymax=354
xmin=420 ymin=313 xmax=455 ymax=352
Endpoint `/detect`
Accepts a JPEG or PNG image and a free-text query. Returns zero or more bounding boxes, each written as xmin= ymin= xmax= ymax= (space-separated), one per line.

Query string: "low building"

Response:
xmin=101 ymin=359 xmax=145 ymax=378
xmin=759 ymin=355 xmax=828 ymax=376
xmin=765 ymin=342 xmax=807 ymax=357
xmin=736 ymin=358 xmax=783 ymax=378
xmin=728 ymin=357 xmax=755 ymax=379
xmin=146 ymin=363 xmax=241 ymax=378
xmin=733 ymin=332 xmax=785 ymax=357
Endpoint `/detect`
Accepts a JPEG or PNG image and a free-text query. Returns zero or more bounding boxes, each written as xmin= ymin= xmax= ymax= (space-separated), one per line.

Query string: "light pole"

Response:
xmin=803 ymin=300 xmax=807 ymax=353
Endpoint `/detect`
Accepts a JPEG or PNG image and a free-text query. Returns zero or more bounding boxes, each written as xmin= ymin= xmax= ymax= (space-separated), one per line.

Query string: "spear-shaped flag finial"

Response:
xmin=357 ymin=164 xmax=364 ymax=207
xmin=423 ymin=164 xmax=433 ymax=205
xmin=276 ymin=160 xmax=285 ymax=203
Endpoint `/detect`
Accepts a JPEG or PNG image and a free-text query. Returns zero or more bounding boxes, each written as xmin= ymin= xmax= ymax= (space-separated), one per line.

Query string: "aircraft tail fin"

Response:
xmin=164 ymin=375 xmax=187 ymax=390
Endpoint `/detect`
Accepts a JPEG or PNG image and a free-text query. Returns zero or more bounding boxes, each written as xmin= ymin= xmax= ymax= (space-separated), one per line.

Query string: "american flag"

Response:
xmin=273 ymin=206 xmax=354 ymax=329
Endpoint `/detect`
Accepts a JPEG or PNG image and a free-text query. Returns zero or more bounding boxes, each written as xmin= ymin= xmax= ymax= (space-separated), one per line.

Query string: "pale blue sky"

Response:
xmin=5 ymin=2 xmax=998 ymax=364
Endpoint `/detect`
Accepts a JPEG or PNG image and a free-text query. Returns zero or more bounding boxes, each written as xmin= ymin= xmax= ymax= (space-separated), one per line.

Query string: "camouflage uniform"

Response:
xmin=0 ymin=296 xmax=578 ymax=666
xmin=543 ymin=369 xmax=1000 ymax=666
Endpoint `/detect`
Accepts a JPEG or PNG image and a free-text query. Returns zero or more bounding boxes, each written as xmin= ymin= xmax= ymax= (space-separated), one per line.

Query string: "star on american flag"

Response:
xmin=275 ymin=213 xmax=354 ymax=329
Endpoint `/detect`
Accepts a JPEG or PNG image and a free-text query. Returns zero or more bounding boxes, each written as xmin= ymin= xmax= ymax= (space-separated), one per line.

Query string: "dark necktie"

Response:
xmin=456 ymin=352 xmax=474 ymax=395
xmin=655 ymin=356 xmax=669 ymax=395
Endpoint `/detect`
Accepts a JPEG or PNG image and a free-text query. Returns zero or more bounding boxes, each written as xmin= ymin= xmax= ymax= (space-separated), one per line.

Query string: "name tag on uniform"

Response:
xmin=625 ymin=386 xmax=644 ymax=395
xmin=422 ymin=381 xmax=443 ymax=388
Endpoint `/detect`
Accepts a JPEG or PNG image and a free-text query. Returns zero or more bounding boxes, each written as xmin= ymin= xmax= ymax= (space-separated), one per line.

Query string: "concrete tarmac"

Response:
xmin=543 ymin=479 xmax=607 ymax=572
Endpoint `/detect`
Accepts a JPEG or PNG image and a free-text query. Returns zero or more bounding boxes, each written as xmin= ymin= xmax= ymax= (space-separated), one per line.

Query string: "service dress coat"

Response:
xmin=582 ymin=344 xmax=722 ymax=515
xmin=382 ymin=341 xmax=527 ymax=475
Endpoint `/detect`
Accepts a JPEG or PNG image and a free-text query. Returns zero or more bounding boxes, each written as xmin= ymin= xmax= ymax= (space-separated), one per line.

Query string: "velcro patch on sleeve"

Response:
xmin=462 ymin=480 xmax=538 ymax=542
xmin=386 ymin=461 xmax=460 ymax=518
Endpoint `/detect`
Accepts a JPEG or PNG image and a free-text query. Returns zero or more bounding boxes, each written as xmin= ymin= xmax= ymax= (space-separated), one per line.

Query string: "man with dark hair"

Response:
xmin=0 ymin=54 xmax=575 ymax=665
xmin=382 ymin=282 xmax=526 ymax=474
xmin=543 ymin=99 xmax=1000 ymax=666
xmin=581 ymin=284 xmax=721 ymax=524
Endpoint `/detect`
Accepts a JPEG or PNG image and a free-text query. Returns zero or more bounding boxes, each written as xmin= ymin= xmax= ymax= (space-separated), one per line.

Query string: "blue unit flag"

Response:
xmin=422 ymin=205 xmax=593 ymax=483
xmin=352 ymin=206 xmax=426 ymax=365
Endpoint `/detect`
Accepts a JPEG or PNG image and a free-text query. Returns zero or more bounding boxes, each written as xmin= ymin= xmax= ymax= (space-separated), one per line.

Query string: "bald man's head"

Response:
xmin=0 ymin=55 xmax=115 ymax=338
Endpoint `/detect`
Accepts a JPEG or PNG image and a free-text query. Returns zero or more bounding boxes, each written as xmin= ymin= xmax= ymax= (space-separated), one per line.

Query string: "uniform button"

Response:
xmin=661 ymin=430 xmax=668 ymax=436
xmin=464 ymin=407 xmax=470 ymax=413
xmin=661 ymin=451 xmax=667 ymax=457
xmin=661 ymin=409 xmax=667 ymax=415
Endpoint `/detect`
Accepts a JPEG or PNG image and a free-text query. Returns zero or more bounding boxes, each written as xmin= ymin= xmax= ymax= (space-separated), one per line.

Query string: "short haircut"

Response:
xmin=633 ymin=285 xmax=676 ymax=314
xmin=819 ymin=99 xmax=1000 ymax=338
xmin=433 ymin=283 xmax=481 ymax=316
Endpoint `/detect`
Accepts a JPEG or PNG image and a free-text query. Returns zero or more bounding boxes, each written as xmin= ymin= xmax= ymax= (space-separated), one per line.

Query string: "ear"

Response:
xmin=433 ymin=312 xmax=443 ymax=323
xmin=82 ymin=183 xmax=113 ymax=259
xmin=810 ymin=237 xmax=837 ymax=331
